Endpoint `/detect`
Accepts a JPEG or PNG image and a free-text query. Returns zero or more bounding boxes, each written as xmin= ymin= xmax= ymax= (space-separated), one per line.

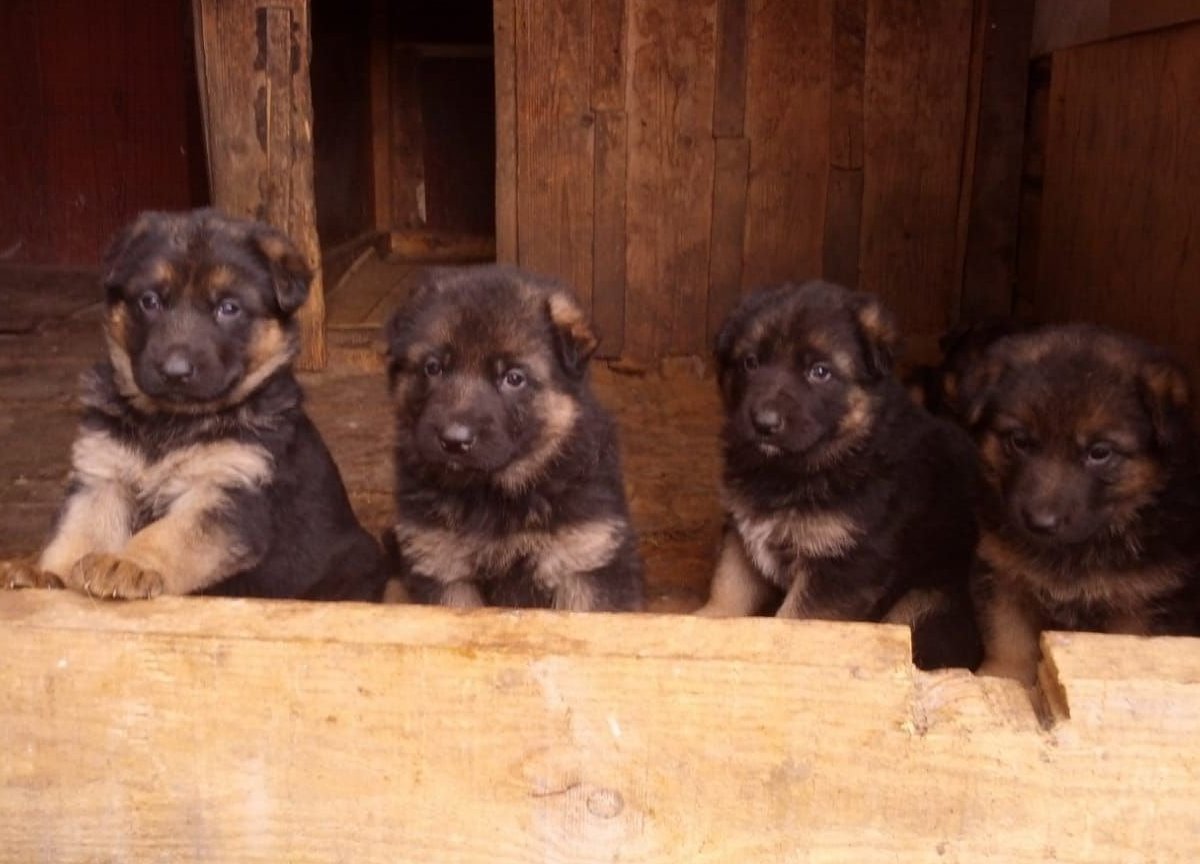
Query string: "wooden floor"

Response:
xmin=326 ymin=250 xmax=425 ymax=331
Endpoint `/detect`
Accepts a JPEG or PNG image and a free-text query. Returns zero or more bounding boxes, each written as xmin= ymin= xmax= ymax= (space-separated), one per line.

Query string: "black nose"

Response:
xmin=438 ymin=422 xmax=477 ymax=454
xmin=159 ymin=351 xmax=194 ymax=383
xmin=751 ymin=408 xmax=784 ymax=436
xmin=1022 ymin=505 xmax=1064 ymax=535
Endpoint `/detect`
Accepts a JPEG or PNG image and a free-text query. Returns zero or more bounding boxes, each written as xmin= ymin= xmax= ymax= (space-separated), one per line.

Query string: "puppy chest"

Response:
xmin=733 ymin=509 xmax=860 ymax=583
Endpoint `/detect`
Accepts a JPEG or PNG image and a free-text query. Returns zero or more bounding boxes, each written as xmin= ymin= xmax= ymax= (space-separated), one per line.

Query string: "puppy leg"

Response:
xmin=976 ymin=587 xmax=1042 ymax=685
xmin=439 ymin=580 xmax=486 ymax=608
xmin=1 ymin=557 xmax=65 ymax=590
xmin=696 ymin=531 xmax=775 ymax=617
xmin=39 ymin=479 xmax=134 ymax=585
xmin=887 ymin=587 xmax=985 ymax=671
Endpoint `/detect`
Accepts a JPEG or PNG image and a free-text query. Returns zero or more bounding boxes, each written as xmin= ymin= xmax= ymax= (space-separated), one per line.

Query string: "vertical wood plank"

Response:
xmin=707 ymin=137 xmax=750 ymax=344
xmin=741 ymin=0 xmax=833 ymax=290
xmin=593 ymin=110 xmax=627 ymax=357
xmin=592 ymin=0 xmax=626 ymax=110
xmin=860 ymin=0 xmax=973 ymax=337
xmin=712 ymin=0 xmax=749 ymax=138
xmin=823 ymin=0 xmax=866 ymax=287
xmin=1036 ymin=24 xmax=1200 ymax=379
xmin=1013 ymin=57 xmax=1050 ymax=320
xmin=493 ymin=0 xmax=518 ymax=263
xmin=514 ymin=0 xmax=594 ymax=305
xmin=960 ymin=0 xmax=1036 ymax=320
xmin=368 ymin=0 xmax=392 ymax=232
xmin=389 ymin=46 xmax=426 ymax=230
xmin=193 ymin=0 xmax=326 ymax=369
xmin=822 ymin=167 xmax=864 ymax=288
xmin=624 ymin=0 xmax=718 ymax=360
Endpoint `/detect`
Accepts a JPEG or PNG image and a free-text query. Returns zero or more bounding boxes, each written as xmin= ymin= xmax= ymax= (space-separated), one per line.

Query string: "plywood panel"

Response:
xmin=1036 ymin=23 xmax=1200 ymax=378
xmin=514 ymin=0 xmax=594 ymax=305
xmin=740 ymin=0 xmax=833 ymax=290
xmin=3 ymin=591 xmax=1200 ymax=862
xmin=625 ymin=0 xmax=718 ymax=360
xmin=861 ymin=0 xmax=974 ymax=336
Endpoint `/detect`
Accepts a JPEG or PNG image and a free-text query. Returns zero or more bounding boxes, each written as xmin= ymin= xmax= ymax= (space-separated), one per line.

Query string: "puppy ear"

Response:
xmin=250 ymin=226 xmax=312 ymax=316
xmin=100 ymin=212 xmax=159 ymax=298
xmin=1138 ymin=356 xmax=1191 ymax=450
xmin=545 ymin=290 xmax=599 ymax=378
xmin=851 ymin=293 xmax=900 ymax=378
xmin=383 ymin=272 xmax=447 ymax=386
xmin=957 ymin=351 xmax=1008 ymax=428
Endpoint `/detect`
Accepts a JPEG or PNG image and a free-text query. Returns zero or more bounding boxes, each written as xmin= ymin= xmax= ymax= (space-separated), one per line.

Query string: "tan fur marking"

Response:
xmin=533 ymin=519 xmax=623 ymax=611
xmin=204 ymin=264 xmax=237 ymax=293
xmin=695 ymin=531 xmax=774 ymax=617
xmin=856 ymin=301 xmax=896 ymax=350
xmin=975 ymin=585 xmax=1042 ymax=685
xmin=882 ymin=589 xmax=946 ymax=628
xmin=774 ymin=567 xmax=814 ymax=619
xmin=830 ymin=349 xmax=855 ymax=378
xmin=546 ymin=292 xmax=598 ymax=358
xmin=837 ymin=387 xmax=873 ymax=442
xmin=441 ymin=581 xmax=486 ymax=608
xmin=494 ymin=390 xmax=579 ymax=492
xmin=725 ymin=490 xmax=860 ymax=580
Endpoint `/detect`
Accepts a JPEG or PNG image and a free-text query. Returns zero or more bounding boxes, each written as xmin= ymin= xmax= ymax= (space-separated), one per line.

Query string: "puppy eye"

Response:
xmin=1006 ymin=429 xmax=1035 ymax=454
xmin=501 ymin=369 xmax=527 ymax=390
xmin=1085 ymin=443 xmax=1115 ymax=466
xmin=138 ymin=291 xmax=162 ymax=313
xmin=423 ymin=358 xmax=443 ymax=378
xmin=807 ymin=363 xmax=833 ymax=383
xmin=742 ymin=354 xmax=759 ymax=371
xmin=215 ymin=299 xmax=241 ymax=319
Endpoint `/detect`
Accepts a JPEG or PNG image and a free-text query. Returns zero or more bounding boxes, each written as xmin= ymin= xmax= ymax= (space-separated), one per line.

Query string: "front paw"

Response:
xmin=1 ymin=559 xmax=65 ymax=590
xmin=71 ymin=553 xmax=164 ymax=600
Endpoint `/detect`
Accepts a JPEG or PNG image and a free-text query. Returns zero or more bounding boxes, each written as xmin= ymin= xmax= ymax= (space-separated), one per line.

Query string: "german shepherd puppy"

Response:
xmin=384 ymin=265 xmax=643 ymax=612
xmin=0 ymin=209 xmax=385 ymax=600
xmin=906 ymin=317 xmax=1025 ymax=420
xmin=962 ymin=324 xmax=1200 ymax=682
xmin=697 ymin=280 xmax=984 ymax=671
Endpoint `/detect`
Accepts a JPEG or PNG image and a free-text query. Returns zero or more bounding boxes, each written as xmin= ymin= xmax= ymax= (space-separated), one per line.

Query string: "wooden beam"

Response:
xmin=1032 ymin=0 xmax=1200 ymax=56
xmin=368 ymin=0 xmax=392 ymax=233
xmin=493 ymin=0 xmax=518 ymax=264
xmin=3 ymin=591 xmax=1200 ymax=861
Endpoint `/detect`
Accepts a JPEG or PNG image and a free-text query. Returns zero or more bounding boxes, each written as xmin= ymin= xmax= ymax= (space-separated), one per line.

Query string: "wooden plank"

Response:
xmin=514 ymin=0 xmax=594 ymax=305
xmin=368 ymin=0 xmax=392 ymax=232
xmin=493 ymin=0 xmax=518 ymax=263
xmin=592 ymin=0 xmax=626 ymax=111
xmin=707 ymin=137 xmax=750 ymax=345
xmin=960 ymin=0 xmax=1035 ymax=320
xmin=5 ymin=591 xmax=1200 ymax=861
xmin=712 ymin=0 xmax=749 ymax=138
xmin=860 ymin=0 xmax=974 ymax=337
xmin=829 ymin=0 xmax=866 ymax=170
xmin=822 ymin=166 xmax=863 ymax=288
xmin=193 ymin=0 xmax=327 ymax=369
xmin=1032 ymin=0 xmax=1200 ymax=56
xmin=388 ymin=45 xmax=426 ymax=230
xmin=592 ymin=110 xmax=627 ymax=358
xmin=740 ymin=0 xmax=832 ymax=290
xmin=1035 ymin=23 xmax=1200 ymax=380
xmin=1013 ymin=57 xmax=1050 ymax=320
xmin=624 ymin=0 xmax=718 ymax=360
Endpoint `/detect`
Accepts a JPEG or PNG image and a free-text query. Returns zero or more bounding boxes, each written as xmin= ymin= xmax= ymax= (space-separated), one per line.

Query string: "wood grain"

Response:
xmin=624 ymin=0 xmax=718 ymax=360
xmin=860 ymin=0 xmax=974 ymax=337
xmin=1032 ymin=0 xmax=1200 ymax=56
xmin=740 ymin=0 xmax=832 ymax=290
xmin=493 ymin=0 xmax=518 ymax=263
xmin=707 ymin=137 xmax=750 ymax=345
xmin=592 ymin=110 xmax=628 ymax=358
xmin=712 ymin=0 xmax=749 ymax=138
xmin=1035 ymin=23 xmax=1200 ymax=379
xmin=514 ymin=0 xmax=594 ymax=306
xmin=3 ymin=591 xmax=1200 ymax=862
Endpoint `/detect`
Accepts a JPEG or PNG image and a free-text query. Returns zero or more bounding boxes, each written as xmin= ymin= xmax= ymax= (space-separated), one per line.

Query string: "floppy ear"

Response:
xmin=956 ymin=350 xmax=1008 ymax=429
xmin=100 ymin=212 xmax=160 ymax=300
xmin=1137 ymin=356 xmax=1191 ymax=450
xmin=545 ymin=290 xmax=599 ymax=378
xmin=250 ymin=226 xmax=312 ymax=316
xmin=851 ymin=293 xmax=900 ymax=379
xmin=383 ymin=273 xmax=446 ymax=385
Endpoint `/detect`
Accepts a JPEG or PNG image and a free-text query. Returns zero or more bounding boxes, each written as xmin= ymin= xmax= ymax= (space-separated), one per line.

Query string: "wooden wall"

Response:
xmin=495 ymin=0 xmax=1004 ymax=363
xmin=0 ymin=0 xmax=208 ymax=268
xmin=1027 ymin=19 xmax=1200 ymax=378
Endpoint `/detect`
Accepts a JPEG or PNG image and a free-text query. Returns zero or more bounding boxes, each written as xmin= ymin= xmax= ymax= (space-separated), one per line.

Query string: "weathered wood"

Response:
xmin=592 ymin=110 xmax=627 ymax=358
xmin=1013 ymin=57 xmax=1050 ymax=320
xmin=1035 ymin=23 xmax=1200 ymax=379
xmin=960 ymin=0 xmax=1036 ymax=320
xmin=625 ymin=0 xmax=717 ymax=360
xmin=192 ymin=0 xmax=326 ymax=369
xmin=388 ymin=45 xmax=426 ymax=231
xmin=514 ymin=0 xmax=594 ymax=306
xmin=707 ymin=137 xmax=750 ymax=345
xmin=493 ymin=0 xmax=518 ymax=264
xmin=592 ymin=0 xmax=626 ymax=111
xmin=740 ymin=0 xmax=831 ymax=291
xmin=860 ymin=0 xmax=974 ymax=338
xmin=829 ymin=0 xmax=865 ymax=170
xmin=368 ymin=0 xmax=392 ymax=232
xmin=3 ymin=591 xmax=1200 ymax=862
xmin=822 ymin=166 xmax=863 ymax=289
xmin=1032 ymin=0 xmax=1200 ymax=56
xmin=713 ymin=0 xmax=749 ymax=138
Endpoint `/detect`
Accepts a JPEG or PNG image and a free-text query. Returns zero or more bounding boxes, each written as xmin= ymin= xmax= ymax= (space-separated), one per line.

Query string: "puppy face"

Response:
xmin=385 ymin=266 xmax=597 ymax=487
xmin=101 ymin=209 xmax=310 ymax=413
xmin=963 ymin=326 xmax=1191 ymax=547
xmin=714 ymin=280 xmax=898 ymax=467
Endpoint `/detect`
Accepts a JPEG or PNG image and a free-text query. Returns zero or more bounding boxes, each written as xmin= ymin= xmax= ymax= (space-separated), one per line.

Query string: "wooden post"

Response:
xmin=192 ymin=0 xmax=327 ymax=370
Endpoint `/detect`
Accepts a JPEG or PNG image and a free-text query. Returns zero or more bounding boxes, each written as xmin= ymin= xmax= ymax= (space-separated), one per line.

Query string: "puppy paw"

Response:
xmin=975 ymin=658 xmax=1037 ymax=686
xmin=1 ymin=559 xmax=65 ymax=590
xmin=71 ymin=553 xmax=165 ymax=600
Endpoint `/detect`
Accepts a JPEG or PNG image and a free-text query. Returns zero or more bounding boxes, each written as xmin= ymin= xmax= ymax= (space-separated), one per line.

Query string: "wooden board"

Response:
xmin=860 ymin=0 xmax=974 ymax=337
xmin=707 ymin=137 xmax=750 ymax=345
xmin=1032 ymin=0 xmax=1200 ymax=56
xmin=192 ymin=0 xmax=327 ymax=369
xmin=592 ymin=110 xmax=628 ymax=357
xmin=3 ymin=591 xmax=1200 ymax=861
xmin=493 ymin=0 xmax=519 ymax=263
xmin=624 ymin=0 xmax=718 ymax=361
xmin=1035 ymin=23 xmax=1200 ymax=379
xmin=740 ymin=0 xmax=832 ymax=290
xmin=514 ymin=0 xmax=595 ymax=306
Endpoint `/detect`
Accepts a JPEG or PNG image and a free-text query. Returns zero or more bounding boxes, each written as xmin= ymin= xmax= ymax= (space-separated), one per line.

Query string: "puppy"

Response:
xmin=697 ymin=280 xmax=984 ymax=671
xmin=1 ymin=209 xmax=385 ymax=600
xmin=962 ymin=324 xmax=1200 ymax=682
xmin=384 ymin=265 xmax=643 ymax=611
xmin=906 ymin=317 xmax=1026 ymax=419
